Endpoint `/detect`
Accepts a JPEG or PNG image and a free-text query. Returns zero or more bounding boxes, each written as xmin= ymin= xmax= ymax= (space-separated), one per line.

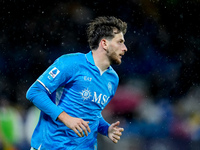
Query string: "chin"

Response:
xmin=113 ymin=59 xmax=121 ymax=65
xmin=110 ymin=55 xmax=122 ymax=65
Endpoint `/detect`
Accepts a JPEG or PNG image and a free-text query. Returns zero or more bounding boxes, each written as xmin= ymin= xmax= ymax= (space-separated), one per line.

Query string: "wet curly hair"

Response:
xmin=86 ymin=16 xmax=127 ymax=50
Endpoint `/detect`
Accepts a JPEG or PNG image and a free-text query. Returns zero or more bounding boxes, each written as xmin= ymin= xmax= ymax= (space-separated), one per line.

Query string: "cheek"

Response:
xmin=110 ymin=51 xmax=118 ymax=58
xmin=109 ymin=44 xmax=119 ymax=52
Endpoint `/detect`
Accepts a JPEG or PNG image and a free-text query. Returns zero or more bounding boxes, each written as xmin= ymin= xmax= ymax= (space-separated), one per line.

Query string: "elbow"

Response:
xmin=26 ymin=81 xmax=48 ymax=102
xmin=26 ymin=86 xmax=33 ymax=102
xmin=26 ymin=82 xmax=38 ymax=102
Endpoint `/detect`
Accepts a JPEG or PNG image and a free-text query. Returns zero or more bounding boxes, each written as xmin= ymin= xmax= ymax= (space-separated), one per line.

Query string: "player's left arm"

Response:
xmin=103 ymin=73 xmax=123 ymax=143
xmin=98 ymin=116 xmax=110 ymax=136
xmin=98 ymin=116 xmax=124 ymax=143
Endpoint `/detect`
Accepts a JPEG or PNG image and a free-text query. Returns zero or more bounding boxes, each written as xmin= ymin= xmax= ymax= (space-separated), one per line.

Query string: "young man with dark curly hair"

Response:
xmin=26 ymin=16 xmax=128 ymax=150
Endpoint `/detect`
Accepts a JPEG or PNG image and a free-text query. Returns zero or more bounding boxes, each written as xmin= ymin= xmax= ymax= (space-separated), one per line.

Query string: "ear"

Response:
xmin=100 ymin=39 xmax=108 ymax=50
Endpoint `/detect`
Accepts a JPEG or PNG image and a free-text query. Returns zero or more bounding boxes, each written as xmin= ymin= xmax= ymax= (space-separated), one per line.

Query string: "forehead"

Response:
xmin=113 ymin=32 xmax=125 ymax=41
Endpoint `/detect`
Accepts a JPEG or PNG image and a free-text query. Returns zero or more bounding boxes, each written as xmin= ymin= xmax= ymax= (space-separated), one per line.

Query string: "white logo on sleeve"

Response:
xmin=49 ymin=67 xmax=60 ymax=78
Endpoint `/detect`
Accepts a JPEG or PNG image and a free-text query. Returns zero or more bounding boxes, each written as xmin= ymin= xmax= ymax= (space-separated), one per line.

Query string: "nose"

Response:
xmin=123 ymin=44 xmax=128 ymax=52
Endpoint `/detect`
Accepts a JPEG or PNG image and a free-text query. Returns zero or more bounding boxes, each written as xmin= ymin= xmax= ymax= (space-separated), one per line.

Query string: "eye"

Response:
xmin=119 ymin=40 xmax=124 ymax=44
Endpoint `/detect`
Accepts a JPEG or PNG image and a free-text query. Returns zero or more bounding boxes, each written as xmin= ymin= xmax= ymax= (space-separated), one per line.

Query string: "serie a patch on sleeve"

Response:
xmin=48 ymin=67 xmax=60 ymax=81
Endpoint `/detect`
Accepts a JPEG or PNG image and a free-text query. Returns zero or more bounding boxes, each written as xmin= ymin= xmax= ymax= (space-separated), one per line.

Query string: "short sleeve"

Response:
xmin=37 ymin=53 xmax=79 ymax=94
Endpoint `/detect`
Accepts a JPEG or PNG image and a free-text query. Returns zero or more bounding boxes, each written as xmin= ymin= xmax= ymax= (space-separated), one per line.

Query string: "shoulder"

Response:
xmin=108 ymin=66 xmax=119 ymax=82
xmin=59 ymin=52 xmax=85 ymax=61
xmin=109 ymin=66 xmax=119 ymax=76
xmin=54 ymin=52 xmax=85 ymax=65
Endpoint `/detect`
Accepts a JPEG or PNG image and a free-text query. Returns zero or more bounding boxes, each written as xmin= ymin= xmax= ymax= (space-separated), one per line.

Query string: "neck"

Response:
xmin=92 ymin=49 xmax=110 ymax=71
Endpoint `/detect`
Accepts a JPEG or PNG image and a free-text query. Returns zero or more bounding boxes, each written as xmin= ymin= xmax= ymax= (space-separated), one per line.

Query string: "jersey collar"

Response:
xmin=85 ymin=51 xmax=95 ymax=66
xmin=85 ymin=51 xmax=112 ymax=70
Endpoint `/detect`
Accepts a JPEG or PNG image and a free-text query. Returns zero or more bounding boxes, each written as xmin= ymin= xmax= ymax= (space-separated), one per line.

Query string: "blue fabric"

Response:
xmin=98 ymin=115 xmax=110 ymax=136
xmin=26 ymin=81 xmax=63 ymax=121
xmin=26 ymin=51 xmax=119 ymax=150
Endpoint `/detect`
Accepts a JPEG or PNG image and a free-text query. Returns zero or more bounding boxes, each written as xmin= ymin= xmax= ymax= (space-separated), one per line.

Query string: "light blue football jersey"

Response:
xmin=31 ymin=51 xmax=119 ymax=150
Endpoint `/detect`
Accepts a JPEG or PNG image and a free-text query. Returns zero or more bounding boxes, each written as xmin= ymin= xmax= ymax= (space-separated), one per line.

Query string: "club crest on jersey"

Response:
xmin=49 ymin=67 xmax=60 ymax=78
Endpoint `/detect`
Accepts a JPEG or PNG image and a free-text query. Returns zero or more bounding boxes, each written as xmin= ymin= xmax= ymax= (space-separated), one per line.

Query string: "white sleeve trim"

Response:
xmin=37 ymin=79 xmax=51 ymax=94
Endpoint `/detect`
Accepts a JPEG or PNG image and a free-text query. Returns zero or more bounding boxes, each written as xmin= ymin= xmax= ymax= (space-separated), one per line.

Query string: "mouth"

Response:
xmin=119 ymin=54 xmax=124 ymax=58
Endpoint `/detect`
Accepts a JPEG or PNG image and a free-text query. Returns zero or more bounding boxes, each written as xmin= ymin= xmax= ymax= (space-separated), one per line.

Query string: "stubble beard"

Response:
xmin=109 ymin=51 xmax=121 ymax=65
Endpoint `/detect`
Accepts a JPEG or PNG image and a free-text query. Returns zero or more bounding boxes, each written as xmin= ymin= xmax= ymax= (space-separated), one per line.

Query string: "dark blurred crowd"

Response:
xmin=1 ymin=0 xmax=200 ymax=149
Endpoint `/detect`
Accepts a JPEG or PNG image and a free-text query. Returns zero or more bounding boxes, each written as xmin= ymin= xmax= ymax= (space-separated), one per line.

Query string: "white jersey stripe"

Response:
xmin=37 ymin=79 xmax=51 ymax=94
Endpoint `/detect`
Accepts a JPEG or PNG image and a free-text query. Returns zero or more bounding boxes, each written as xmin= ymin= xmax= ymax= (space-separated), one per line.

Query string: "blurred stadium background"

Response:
xmin=1 ymin=0 xmax=200 ymax=149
